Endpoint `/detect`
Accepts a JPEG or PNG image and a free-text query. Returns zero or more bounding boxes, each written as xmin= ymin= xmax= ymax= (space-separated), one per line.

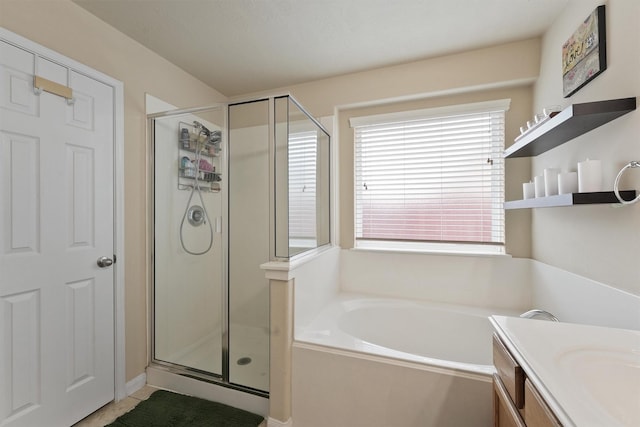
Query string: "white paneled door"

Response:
xmin=0 ymin=40 xmax=115 ymax=426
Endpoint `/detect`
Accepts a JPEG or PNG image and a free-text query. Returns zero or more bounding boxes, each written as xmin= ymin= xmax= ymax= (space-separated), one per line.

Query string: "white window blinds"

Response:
xmin=352 ymin=100 xmax=508 ymax=247
xmin=288 ymin=130 xmax=317 ymax=240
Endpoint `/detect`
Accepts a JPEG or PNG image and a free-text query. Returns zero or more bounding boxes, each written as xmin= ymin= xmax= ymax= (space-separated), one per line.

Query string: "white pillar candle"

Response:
xmin=558 ymin=172 xmax=578 ymax=194
xmin=544 ymin=168 xmax=560 ymax=196
xmin=578 ymin=159 xmax=603 ymax=192
xmin=534 ymin=175 xmax=545 ymax=198
xmin=523 ymin=182 xmax=535 ymax=199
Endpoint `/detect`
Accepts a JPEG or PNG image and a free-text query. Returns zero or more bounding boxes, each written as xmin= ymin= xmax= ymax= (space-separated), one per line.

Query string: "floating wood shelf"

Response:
xmin=505 ymin=98 xmax=636 ymax=158
xmin=504 ymin=191 xmax=637 ymax=210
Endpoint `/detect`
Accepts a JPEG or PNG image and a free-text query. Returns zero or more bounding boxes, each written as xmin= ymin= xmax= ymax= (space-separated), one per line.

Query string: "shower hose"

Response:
xmin=179 ymin=128 xmax=214 ymax=255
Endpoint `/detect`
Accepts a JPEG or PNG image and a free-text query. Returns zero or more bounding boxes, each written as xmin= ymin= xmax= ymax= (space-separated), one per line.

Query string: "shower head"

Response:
xmin=193 ymin=120 xmax=211 ymax=137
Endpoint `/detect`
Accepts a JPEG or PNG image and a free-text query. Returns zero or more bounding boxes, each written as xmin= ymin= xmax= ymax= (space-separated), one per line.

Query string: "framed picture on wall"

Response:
xmin=562 ymin=5 xmax=607 ymax=98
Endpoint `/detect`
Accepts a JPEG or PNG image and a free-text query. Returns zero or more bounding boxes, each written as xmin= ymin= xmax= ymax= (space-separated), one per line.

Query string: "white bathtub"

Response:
xmin=292 ymin=294 xmax=521 ymax=426
xmin=296 ymin=293 xmax=521 ymax=375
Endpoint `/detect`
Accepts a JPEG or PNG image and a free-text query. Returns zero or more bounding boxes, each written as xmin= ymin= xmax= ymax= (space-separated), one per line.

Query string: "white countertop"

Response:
xmin=490 ymin=315 xmax=640 ymax=427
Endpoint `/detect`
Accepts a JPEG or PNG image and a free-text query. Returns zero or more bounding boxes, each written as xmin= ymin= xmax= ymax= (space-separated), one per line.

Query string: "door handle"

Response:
xmin=97 ymin=256 xmax=114 ymax=268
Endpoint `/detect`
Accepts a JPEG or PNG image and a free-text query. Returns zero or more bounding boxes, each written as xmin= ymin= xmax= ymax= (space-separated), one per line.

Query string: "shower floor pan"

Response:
xmin=172 ymin=324 xmax=269 ymax=392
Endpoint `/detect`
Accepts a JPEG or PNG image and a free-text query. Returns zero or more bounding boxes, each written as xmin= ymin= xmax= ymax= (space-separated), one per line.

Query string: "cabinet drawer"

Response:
xmin=493 ymin=374 xmax=526 ymax=427
xmin=524 ymin=379 xmax=562 ymax=427
xmin=493 ymin=334 xmax=525 ymax=408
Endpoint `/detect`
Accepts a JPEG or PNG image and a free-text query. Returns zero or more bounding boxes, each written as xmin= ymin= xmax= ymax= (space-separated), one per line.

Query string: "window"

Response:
xmin=288 ymin=130 xmax=317 ymax=245
xmin=351 ymin=99 xmax=509 ymax=253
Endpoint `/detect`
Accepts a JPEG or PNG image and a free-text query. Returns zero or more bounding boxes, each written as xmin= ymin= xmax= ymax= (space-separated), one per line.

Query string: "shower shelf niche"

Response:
xmin=177 ymin=121 xmax=222 ymax=193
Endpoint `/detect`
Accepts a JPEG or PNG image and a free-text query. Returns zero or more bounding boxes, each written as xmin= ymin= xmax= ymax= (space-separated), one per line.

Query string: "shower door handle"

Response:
xmin=97 ymin=256 xmax=114 ymax=268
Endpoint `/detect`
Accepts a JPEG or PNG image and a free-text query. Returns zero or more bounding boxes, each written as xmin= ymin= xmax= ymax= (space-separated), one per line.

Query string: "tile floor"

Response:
xmin=73 ymin=385 xmax=157 ymax=426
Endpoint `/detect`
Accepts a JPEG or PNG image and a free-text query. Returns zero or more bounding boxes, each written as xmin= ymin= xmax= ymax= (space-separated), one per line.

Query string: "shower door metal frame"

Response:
xmin=147 ymin=104 xmax=265 ymax=396
xmin=146 ymin=93 xmax=330 ymax=398
xmin=270 ymin=94 xmax=332 ymax=261
xmin=227 ymin=92 xmax=332 ymax=262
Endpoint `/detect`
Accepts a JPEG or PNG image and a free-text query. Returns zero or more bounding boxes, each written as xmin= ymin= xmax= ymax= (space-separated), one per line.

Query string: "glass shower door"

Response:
xmin=152 ymin=106 xmax=225 ymax=377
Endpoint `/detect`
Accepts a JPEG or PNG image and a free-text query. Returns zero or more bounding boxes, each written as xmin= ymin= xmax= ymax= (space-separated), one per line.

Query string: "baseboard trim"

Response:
xmin=125 ymin=372 xmax=147 ymax=397
xmin=267 ymin=417 xmax=293 ymax=427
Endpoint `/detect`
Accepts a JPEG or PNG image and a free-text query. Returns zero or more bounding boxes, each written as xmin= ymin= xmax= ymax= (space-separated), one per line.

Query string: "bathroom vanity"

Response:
xmin=490 ymin=316 xmax=640 ymax=427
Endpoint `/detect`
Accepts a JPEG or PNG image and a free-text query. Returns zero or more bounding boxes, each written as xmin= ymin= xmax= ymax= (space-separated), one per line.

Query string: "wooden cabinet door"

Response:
xmin=524 ymin=379 xmax=562 ymax=427
xmin=494 ymin=375 xmax=526 ymax=427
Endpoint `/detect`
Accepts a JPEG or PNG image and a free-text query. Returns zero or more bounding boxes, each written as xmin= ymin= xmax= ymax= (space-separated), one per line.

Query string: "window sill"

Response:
xmin=354 ymin=240 xmax=509 ymax=258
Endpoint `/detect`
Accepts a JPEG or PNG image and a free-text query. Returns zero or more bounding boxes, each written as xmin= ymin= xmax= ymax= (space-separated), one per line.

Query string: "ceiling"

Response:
xmin=73 ymin=0 xmax=569 ymax=97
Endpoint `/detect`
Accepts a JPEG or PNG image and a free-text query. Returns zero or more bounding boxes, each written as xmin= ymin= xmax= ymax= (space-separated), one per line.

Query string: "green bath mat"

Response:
xmin=107 ymin=390 xmax=264 ymax=427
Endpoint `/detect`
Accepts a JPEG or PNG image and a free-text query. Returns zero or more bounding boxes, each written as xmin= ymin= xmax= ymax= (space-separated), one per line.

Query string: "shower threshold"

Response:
xmin=146 ymin=364 xmax=269 ymax=417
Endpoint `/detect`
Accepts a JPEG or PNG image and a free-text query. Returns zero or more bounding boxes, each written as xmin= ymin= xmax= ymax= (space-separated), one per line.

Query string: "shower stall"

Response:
xmin=148 ymin=95 xmax=330 ymax=399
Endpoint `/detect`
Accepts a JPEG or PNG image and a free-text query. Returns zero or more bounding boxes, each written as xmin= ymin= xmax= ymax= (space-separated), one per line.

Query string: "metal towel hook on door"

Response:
xmin=614 ymin=161 xmax=640 ymax=205
xmin=32 ymin=54 xmax=76 ymax=105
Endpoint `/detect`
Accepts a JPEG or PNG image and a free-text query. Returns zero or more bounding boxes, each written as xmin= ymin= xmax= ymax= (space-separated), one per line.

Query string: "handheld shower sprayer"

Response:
xmin=179 ymin=120 xmax=215 ymax=256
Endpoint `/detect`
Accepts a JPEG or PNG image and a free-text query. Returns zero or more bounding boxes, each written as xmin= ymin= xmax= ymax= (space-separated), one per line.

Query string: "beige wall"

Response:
xmin=531 ymin=0 xmax=640 ymax=294
xmin=228 ymin=124 xmax=270 ymax=329
xmin=238 ymin=38 xmax=541 ymax=118
xmin=0 ymin=0 xmax=226 ymax=381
